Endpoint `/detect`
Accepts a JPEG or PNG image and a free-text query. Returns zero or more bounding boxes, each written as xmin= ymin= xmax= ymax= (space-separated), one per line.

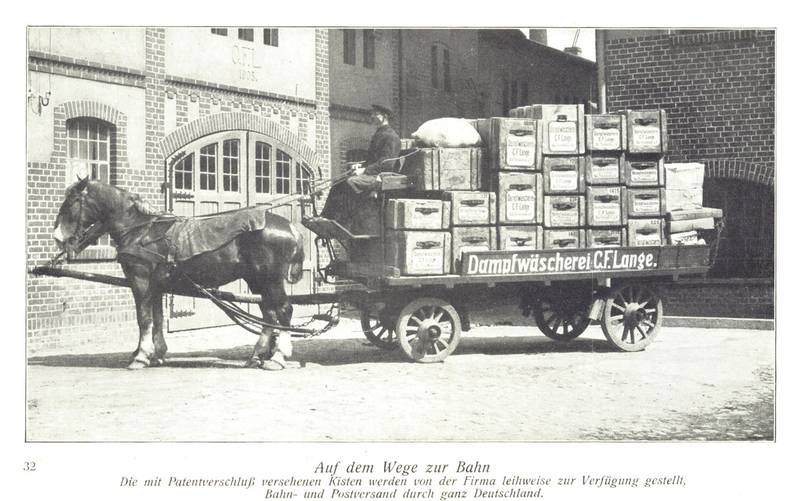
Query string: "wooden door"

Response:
xmin=167 ymin=130 xmax=317 ymax=332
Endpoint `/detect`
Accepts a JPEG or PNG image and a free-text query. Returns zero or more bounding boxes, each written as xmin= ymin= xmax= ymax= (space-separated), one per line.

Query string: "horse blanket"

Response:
xmin=118 ymin=206 xmax=272 ymax=265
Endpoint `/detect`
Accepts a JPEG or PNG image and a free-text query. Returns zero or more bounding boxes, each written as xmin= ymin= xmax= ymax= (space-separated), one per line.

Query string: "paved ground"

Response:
xmin=26 ymin=319 xmax=774 ymax=442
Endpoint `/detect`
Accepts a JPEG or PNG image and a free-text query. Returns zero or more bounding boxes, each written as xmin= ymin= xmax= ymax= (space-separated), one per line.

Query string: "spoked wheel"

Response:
xmin=600 ymin=284 xmax=663 ymax=352
xmin=360 ymin=304 xmax=398 ymax=350
xmin=532 ymin=295 xmax=591 ymax=342
xmin=396 ymin=297 xmax=462 ymax=363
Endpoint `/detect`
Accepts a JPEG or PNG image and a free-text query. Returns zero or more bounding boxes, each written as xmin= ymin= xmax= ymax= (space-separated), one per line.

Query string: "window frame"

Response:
xmin=263 ymin=28 xmax=279 ymax=47
xmin=362 ymin=29 xmax=375 ymax=69
xmin=238 ymin=28 xmax=254 ymax=42
xmin=343 ymin=29 xmax=356 ymax=65
xmin=65 ymin=117 xmax=115 ymax=257
xmin=211 ymin=28 xmax=228 ymax=37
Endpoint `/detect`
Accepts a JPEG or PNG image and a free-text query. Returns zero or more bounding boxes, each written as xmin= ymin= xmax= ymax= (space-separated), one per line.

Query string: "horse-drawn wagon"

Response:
xmin=31 ymin=106 xmax=724 ymax=367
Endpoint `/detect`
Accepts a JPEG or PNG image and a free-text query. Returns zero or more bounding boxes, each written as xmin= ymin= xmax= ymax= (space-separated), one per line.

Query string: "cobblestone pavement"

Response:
xmin=26 ymin=321 xmax=774 ymax=442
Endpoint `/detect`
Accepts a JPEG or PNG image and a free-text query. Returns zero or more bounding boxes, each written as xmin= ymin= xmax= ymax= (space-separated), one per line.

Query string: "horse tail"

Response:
xmin=286 ymin=223 xmax=305 ymax=284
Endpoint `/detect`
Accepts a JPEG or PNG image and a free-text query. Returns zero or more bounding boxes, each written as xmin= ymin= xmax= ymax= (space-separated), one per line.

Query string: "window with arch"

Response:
xmin=66 ymin=117 xmax=115 ymax=248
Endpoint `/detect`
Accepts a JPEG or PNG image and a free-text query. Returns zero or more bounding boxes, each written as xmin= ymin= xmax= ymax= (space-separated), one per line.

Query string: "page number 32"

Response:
xmin=23 ymin=461 xmax=36 ymax=472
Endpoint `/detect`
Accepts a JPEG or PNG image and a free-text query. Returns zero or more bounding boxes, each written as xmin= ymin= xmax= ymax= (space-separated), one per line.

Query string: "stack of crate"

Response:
xmin=511 ymin=104 xmax=586 ymax=250
xmin=476 ymin=116 xmax=543 ymax=257
xmin=584 ymin=113 xmax=628 ymax=247
xmin=622 ymin=110 xmax=669 ymax=246
xmin=386 ymin=127 xmax=485 ymax=275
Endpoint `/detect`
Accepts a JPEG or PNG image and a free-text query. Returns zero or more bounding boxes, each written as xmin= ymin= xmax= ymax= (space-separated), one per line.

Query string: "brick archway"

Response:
xmin=159 ymin=112 xmax=318 ymax=169
xmin=702 ymin=158 xmax=774 ymax=187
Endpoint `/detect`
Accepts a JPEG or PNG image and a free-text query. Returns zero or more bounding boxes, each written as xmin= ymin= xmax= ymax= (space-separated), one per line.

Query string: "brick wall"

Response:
xmin=604 ymin=29 xmax=775 ymax=183
xmin=657 ymin=278 xmax=773 ymax=319
xmin=27 ymin=28 xmax=332 ymax=353
xmin=604 ymin=29 xmax=775 ymax=280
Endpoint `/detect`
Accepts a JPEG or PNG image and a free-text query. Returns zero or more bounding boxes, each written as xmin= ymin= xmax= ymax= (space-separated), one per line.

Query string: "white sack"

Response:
xmin=412 ymin=118 xmax=483 ymax=148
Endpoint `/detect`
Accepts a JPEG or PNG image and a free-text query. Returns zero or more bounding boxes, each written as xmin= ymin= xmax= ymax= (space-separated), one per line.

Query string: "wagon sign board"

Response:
xmin=462 ymin=247 xmax=661 ymax=276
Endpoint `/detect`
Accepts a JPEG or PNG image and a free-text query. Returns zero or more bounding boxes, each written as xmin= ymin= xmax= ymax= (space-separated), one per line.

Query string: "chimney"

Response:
xmin=564 ymin=46 xmax=582 ymax=56
xmin=528 ymin=29 xmax=547 ymax=45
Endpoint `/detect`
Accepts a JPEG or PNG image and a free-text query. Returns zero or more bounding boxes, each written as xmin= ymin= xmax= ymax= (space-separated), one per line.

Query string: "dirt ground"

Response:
xmin=26 ymin=319 xmax=774 ymax=442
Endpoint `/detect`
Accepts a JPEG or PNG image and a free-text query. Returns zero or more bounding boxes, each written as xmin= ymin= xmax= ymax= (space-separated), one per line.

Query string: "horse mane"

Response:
xmin=129 ymin=193 xmax=164 ymax=216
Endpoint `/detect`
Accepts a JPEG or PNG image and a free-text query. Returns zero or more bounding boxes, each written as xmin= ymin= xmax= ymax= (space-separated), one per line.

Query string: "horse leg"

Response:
xmin=243 ymin=278 xmax=277 ymax=368
xmin=261 ymin=281 xmax=294 ymax=371
xmin=127 ymin=275 xmax=157 ymax=370
xmin=152 ymin=294 xmax=167 ymax=366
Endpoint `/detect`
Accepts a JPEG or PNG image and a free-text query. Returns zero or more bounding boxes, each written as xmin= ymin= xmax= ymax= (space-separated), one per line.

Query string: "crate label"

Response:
xmin=548 ymin=170 xmax=578 ymax=191
xmin=589 ymin=162 xmax=619 ymax=183
xmin=456 ymin=203 xmax=489 ymax=223
xmin=633 ymin=196 xmax=661 ymax=214
xmin=591 ymin=128 xmax=621 ymax=150
xmin=632 ymin=126 xmax=661 ymax=148
xmin=630 ymin=166 xmax=659 ymax=184
xmin=410 ymin=248 xmax=443 ymax=274
xmin=506 ymin=135 xmax=536 ymax=167
xmin=547 ymin=233 xmax=579 ymax=248
xmin=592 ymin=203 xmax=621 ymax=224
xmin=506 ymin=189 xmax=537 ymax=221
xmin=633 ymin=232 xmax=662 ymax=247
xmin=550 ymin=205 xmax=579 ymax=226
xmin=548 ymin=121 xmax=578 ymax=152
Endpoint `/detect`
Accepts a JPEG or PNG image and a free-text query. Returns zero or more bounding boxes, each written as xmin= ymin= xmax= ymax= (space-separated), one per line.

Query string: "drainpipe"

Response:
xmin=398 ymin=30 xmax=405 ymax=136
xmin=596 ymin=29 xmax=607 ymax=113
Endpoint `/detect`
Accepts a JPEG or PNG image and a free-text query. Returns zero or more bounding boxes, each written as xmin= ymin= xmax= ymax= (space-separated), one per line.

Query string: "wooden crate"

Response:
xmin=543 ymin=195 xmax=586 ymax=228
xmin=586 ymin=186 xmax=627 ymax=226
xmin=385 ymin=230 xmax=452 ymax=276
xmin=587 ymin=228 xmax=627 ymax=248
xmin=384 ymin=199 xmax=451 ymax=230
xmin=627 ymin=188 xmax=667 ymax=218
xmin=405 ymin=147 xmax=482 ymax=191
xmin=476 ymin=117 xmax=541 ymax=171
xmin=542 ymin=156 xmax=586 ymax=194
xmin=451 ymin=226 xmax=497 ymax=273
xmin=627 ymin=218 xmax=665 ymax=247
xmin=586 ymin=114 xmax=627 ymax=152
xmin=586 ymin=154 xmax=624 ymax=185
xmin=543 ymin=228 xmax=586 ymax=249
xmin=443 ymin=191 xmax=496 ymax=226
xmin=519 ymin=104 xmax=586 ymax=155
xmin=625 ymin=154 xmax=665 ymax=187
xmin=626 ymin=109 xmax=668 ymax=154
xmin=490 ymin=172 xmax=544 ymax=225
xmin=497 ymin=225 xmax=543 ymax=250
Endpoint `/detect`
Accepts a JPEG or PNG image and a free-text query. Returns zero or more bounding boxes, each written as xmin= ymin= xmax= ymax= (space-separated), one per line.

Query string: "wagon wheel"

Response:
xmin=600 ymin=284 xmax=663 ymax=352
xmin=533 ymin=296 xmax=591 ymax=342
xmin=360 ymin=304 xmax=398 ymax=350
xmin=395 ymin=297 xmax=462 ymax=363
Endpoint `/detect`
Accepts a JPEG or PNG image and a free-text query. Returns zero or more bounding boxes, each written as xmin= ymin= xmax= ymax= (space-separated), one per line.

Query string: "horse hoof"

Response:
xmin=260 ymin=359 xmax=286 ymax=371
xmin=244 ymin=359 xmax=261 ymax=369
xmin=127 ymin=360 xmax=148 ymax=370
xmin=152 ymin=358 xmax=165 ymax=367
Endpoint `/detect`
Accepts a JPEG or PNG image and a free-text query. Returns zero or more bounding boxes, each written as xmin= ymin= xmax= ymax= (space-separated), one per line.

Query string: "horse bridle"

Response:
xmin=50 ymin=190 xmax=105 ymax=265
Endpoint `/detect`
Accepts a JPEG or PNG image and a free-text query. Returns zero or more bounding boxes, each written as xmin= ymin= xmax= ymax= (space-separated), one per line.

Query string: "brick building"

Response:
xmin=329 ymin=28 xmax=595 ymax=175
xmin=601 ymin=29 xmax=775 ymax=279
xmin=26 ymin=27 xmax=600 ymax=353
xmin=27 ymin=27 xmax=331 ymax=351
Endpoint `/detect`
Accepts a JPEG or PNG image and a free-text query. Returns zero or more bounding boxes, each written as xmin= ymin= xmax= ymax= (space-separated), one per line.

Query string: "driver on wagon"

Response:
xmin=310 ymin=104 xmax=400 ymax=231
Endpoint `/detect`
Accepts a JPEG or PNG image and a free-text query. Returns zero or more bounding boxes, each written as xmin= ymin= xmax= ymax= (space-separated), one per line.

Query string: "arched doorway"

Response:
xmin=163 ymin=123 xmax=317 ymax=332
xmin=704 ymin=177 xmax=774 ymax=278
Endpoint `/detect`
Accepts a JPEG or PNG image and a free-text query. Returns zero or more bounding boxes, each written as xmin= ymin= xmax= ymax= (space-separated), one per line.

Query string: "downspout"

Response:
xmin=596 ymin=29 xmax=607 ymax=113
xmin=398 ymin=30 xmax=405 ymax=136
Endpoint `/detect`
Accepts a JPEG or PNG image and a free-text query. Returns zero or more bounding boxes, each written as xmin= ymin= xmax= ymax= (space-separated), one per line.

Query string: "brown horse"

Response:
xmin=52 ymin=177 xmax=305 ymax=370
